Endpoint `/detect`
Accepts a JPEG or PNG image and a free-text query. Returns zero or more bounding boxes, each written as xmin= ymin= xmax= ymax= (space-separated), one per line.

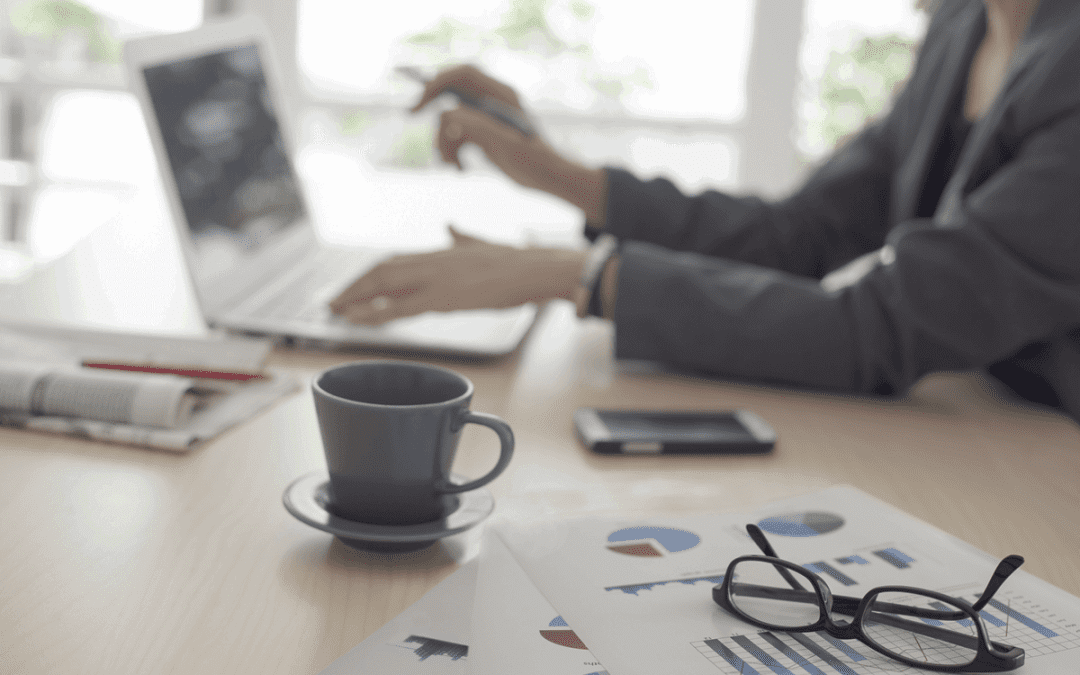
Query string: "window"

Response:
xmin=0 ymin=0 xmax=202 ymax=263
xmin=0 ymin=0 xmax=931 ymax=265
xmin=798 ymin=0 xmax=927 ymax=161
xmin=295 ymin=0 xmax=761 ymax=248
xmin=298 ymin=0 xmax=757 ymax=189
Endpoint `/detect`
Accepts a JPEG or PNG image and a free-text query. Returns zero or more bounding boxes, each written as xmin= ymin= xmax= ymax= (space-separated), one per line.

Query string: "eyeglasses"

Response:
xmin=711 ymin=524 xmax=1026 ymax=672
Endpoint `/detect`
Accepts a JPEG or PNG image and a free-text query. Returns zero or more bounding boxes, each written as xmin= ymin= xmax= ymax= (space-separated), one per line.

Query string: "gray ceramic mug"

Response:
xmin=312 ymin=360 xmax=514 ymax=526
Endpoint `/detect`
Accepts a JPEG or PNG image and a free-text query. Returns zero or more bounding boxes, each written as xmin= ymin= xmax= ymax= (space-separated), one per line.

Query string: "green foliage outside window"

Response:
xmin=10 ymin=0 xmax=122 ymax=63
xmin=389 ymin=125 xmax=437 ymax=169
xmin=805 ymin=32 xmax=918 ymax=157
xmin=347 ymin=0 xmax=653 ymax=169
xmin=357 ymin=3 xmax=923 ymax=171
xmin=409 ymin=0 xmax=580 ymax=60
xmin=400 ymin=0 xmax=651 ymax=106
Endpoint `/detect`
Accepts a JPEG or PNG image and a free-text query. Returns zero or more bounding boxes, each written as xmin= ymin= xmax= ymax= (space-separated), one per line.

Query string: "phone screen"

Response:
xmin=595 ymin=411 xmax=755 ymax=442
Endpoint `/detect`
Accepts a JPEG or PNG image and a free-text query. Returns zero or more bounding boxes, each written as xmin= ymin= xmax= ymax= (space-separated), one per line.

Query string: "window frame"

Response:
xmin=226 ymin=0 xmax=809 ymax=196
xmin=0 ymin=0 xmax=811 ymax=244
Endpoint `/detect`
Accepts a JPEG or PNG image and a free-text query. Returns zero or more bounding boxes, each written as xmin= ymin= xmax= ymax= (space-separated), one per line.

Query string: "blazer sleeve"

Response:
xmin=600 ymin=109 xmax=899 ymax=279
xmin=611 ymin=105 xmax=1080 ymax=395
xmin=596 ymin=1 xmax=971 ymax=279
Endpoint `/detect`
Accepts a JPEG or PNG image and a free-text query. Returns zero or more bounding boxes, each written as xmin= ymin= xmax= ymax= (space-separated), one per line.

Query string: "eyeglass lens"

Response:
xmin=862 ymin=591 xmax=978 ymax=667
xmin=728 ymin=560 xmax=821 ymax=628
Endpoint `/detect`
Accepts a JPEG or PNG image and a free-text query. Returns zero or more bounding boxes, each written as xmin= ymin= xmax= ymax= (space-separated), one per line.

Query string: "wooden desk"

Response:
xmin=1 ymin=303 xmax=1078 ymax=674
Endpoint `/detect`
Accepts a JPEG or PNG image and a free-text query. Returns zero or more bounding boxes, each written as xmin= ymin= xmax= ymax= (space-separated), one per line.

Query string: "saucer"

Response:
xmin=283 ymin=472 xmax=494 ymax=552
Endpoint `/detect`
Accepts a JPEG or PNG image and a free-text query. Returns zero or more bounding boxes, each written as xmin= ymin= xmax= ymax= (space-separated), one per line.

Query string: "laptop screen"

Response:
xmin=141 ymin=44 xmax=306 ymax=277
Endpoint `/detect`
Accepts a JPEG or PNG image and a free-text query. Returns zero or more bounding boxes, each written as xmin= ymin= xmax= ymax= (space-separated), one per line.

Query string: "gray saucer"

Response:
xmin=283 ymin=472 xmax=494 ymax=552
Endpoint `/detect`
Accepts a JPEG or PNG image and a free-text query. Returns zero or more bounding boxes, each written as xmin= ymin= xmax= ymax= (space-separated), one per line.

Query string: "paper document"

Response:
xmin=469 ymin=532 xmax=609 ymax=675
xmin=0 ymin=360 xmax=199 ymax=428
xmin=493 ymin=486 xmax=1080 ymax=675
xmin=0 ymin=367 xmax=298 ymax=451
xmin=318 ymin=562 xmax=476 ymax=675
xmin=0 ymin=324 xmax=294 ymax=450
xmin=0 ymin=323 xmax=270 ymax=372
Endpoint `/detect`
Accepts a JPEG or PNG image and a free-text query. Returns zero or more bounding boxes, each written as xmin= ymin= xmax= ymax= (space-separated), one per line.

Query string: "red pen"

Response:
xmin=81 ymin=361 xmax=266 ymax=382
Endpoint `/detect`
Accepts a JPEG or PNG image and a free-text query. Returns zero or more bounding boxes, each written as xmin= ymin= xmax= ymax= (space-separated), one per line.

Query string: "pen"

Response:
xmin=81 ymin=361 xmax=266 ymax=382
xmin=396 ymin=65 xmax=537 ymax=138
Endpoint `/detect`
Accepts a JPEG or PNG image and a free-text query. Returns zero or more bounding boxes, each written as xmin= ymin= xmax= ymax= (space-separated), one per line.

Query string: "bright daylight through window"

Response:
xmin=3 ymin=0 xmax=926 ymax=262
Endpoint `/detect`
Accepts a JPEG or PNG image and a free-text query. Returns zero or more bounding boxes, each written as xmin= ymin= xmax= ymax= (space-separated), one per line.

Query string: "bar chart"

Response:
xmin=802 ymin=561 xmax=857 ymax=587
xmin=872 ymin=548 xmax=915 ymax=569
xmin=604 ymin=573 xmax=727 ymax=596
xmin=693 ymin=592 xmax=1079 ymax=674
xmin=801 ymin=547 xmax=916 ymax=587
xmin=393 ymin=635 xmax=469 ymax=662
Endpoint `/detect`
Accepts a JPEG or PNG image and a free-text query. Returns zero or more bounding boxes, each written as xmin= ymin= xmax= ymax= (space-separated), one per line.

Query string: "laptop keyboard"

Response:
xmin=247 ymin=248 xmax=378 ymax=322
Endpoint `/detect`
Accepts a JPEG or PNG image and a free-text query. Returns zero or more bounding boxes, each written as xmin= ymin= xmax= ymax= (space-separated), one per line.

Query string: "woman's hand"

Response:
xmin=412 ymin=65 xmax=607 ymax=223
xmin=328 ymin=226 xmax=587 ymax=325
xmin=411 ymin=64 xmax=525 ymax=118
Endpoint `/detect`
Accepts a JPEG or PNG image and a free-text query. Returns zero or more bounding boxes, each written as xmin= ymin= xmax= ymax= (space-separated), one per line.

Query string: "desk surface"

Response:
xmin=1 ymin=304 xmax=1078 ymax=675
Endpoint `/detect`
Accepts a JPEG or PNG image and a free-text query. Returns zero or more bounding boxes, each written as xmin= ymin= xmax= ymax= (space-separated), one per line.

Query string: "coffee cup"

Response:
xmin=312 ymin=360 xmax=514 ymax=526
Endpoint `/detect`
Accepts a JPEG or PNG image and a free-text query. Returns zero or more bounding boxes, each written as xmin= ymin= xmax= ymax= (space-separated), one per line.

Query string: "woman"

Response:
xmin=331 ymin=0 xmax=1080 ymax=421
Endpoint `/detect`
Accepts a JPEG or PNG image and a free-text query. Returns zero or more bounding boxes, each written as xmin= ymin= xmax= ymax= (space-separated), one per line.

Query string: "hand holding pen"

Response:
xmin=327 ymin=64 xmax=608 ymax=325
xmin=398 ymin=64 xmax=557 ymax=180
xmin=397 ymin=64 xmax=605 ymax=223
xmin=397 ymin=64 xmax=537 ymax=137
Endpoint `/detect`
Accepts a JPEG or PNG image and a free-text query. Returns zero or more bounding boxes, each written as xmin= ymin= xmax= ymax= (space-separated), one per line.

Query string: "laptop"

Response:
xmin=123 ymin=16 xmax=536 ymax=358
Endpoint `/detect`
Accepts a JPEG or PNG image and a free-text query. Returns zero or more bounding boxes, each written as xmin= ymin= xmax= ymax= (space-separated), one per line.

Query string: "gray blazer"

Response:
xmin=601 ymin=0 xmax=1080 ymax=420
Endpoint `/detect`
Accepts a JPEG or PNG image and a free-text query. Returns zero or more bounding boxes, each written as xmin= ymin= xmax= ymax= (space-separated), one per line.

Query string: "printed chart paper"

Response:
xmin=318 ymin=561 xmax=476 ymax=675
xmin=469 ymin=531 xmax=609 ymax=675
xmin=495 ymin=485 xmax=1080 ymax=675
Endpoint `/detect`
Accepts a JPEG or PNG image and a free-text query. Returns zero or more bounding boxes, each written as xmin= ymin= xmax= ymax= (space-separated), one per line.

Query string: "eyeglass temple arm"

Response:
xmin=971 ymin=554 xmax=1024 ymax=612
xmin=745 ymin=524 xmax=808 ymax=591
xmin=746 ymin=524 xmax=781 ymax=557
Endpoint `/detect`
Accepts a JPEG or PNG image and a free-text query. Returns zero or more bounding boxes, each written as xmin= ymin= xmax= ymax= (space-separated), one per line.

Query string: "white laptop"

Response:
xmin=123 ymin=16 xmax=536 ymax=358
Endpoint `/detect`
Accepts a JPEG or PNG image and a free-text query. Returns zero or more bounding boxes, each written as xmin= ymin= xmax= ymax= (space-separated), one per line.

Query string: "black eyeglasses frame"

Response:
xmin=710 ymin=526 xmax=1026 ymax=673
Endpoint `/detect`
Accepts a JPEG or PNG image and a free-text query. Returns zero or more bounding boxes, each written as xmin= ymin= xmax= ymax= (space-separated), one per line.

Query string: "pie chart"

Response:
xmin=606 ymin=526 xmax=701 ymax=556
xmin=539 ymin=616 xmax=588 ymax=649
xmin=757 ymin=512 xmax=844 ymax=537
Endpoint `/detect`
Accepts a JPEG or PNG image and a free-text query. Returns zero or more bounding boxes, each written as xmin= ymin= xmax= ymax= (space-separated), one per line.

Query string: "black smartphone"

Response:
xmin=574 ymin=408 xmax=776 ymax=455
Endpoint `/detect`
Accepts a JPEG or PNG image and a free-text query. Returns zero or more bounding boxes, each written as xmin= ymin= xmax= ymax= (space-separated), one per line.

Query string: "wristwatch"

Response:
xmin=573 ymin=233 xmax=618 ymax=318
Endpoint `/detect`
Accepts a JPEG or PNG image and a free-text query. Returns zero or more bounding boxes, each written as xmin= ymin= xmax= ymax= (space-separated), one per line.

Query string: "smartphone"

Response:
xmin=574 ymin=408 xmax=776 ymax=455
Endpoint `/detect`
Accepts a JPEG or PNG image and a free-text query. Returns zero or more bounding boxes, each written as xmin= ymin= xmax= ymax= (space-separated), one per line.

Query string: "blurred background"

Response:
xmin=0 ymin=0 xmax=929 ymax=276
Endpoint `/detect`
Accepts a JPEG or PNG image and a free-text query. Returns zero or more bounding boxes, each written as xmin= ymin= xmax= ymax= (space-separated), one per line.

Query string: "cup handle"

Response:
xmin=435 ymin=411 xmax=515 ymax=494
